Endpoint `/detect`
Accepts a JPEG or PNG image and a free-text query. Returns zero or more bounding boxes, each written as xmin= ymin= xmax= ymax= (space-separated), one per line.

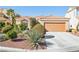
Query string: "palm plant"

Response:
xmin=27 ymin=30 xmax=41 ymax=49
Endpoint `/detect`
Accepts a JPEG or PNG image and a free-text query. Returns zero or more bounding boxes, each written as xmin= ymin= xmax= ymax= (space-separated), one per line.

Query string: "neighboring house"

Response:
xmin=16 ymin=16 xmax=32 ymax=30
xmin=16 ymin=16 xmax=28 ymax=25
xmin=36 ymin=16 xmax=69 ymax=32
xmin=65 ymin=7 xmax=79 ymax=30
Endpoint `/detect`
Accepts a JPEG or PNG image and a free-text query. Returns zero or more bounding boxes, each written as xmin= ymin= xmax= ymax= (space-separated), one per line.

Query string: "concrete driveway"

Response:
xmin=45 ymin=32 xmax=79 ymax=52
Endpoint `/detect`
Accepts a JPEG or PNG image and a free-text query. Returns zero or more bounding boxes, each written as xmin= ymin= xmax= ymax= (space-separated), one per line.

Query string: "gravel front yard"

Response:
xmin=0 ymin=38 xmax=46 ymax=51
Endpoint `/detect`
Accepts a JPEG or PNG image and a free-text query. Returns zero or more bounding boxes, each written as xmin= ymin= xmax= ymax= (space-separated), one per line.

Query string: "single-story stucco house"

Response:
xmin=36 ymin=16 xmax=69 ymax=32
xmin=36 ymin=7 xmax=79 ymax=32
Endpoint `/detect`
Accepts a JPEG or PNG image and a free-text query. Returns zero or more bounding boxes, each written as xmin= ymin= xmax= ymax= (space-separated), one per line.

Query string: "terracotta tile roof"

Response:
xmin=36 ymin=16 xmax=69 ymax=21
xmin=36 ymin=16 xmax=69 ymax=19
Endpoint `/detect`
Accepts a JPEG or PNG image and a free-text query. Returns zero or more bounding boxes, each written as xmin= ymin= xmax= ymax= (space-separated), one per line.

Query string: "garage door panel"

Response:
xmin=45 ymin=23 xmax=66 ymax=32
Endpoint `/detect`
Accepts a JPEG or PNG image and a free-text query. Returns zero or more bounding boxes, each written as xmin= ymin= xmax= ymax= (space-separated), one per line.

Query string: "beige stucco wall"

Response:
xmin=40 ymin=18 xmax=69 ymax=32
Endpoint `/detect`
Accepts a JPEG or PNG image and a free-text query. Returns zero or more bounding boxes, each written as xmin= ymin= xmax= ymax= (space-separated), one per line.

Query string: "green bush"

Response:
xmin=6 ymin=30 xmax=17 ymax=39
xmin=32 ymin=23 xmax=45 ymax=37
xmin=0 ymin=22 xmax=5 ymax=29
xmin=2 ymin=25 xmax=13 ymax=33
xmin=19 ymin=22 xmax=27 ymax=31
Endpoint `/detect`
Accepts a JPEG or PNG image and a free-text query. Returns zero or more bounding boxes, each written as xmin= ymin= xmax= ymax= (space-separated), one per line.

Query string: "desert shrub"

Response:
xmin=32 ymin=23 xmax=45 ymax=37
xmin=0 ymin=33 xmax=8 ymax=42
xmin=30 ymin=17 xmax=37 ymax=28
xmin=0 ymin=22 xmax=5 ymax=29
xmin=2 ymin=25 xmax=13 ymax=33
xmin=19 ymin=22 xmax=27 ymax=31
xmin=6 ymin=30 xmax=17 ymax=39
xmin=27 ymin=30 xmax=41 ymax=49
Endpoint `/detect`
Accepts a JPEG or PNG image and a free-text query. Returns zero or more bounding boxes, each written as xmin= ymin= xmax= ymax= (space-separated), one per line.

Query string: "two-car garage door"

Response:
xmin=45 ymin=22 xmax=66 ymax=32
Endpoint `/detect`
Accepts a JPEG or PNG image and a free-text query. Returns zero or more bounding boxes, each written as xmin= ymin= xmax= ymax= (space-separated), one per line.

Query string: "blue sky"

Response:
xmin=0 ymin=6 xmax=69 ymax=16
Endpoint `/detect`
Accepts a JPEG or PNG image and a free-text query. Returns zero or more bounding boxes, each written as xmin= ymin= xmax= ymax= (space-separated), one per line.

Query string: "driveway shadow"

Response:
xmin=45 ymin=35 xmax=55 ymax=39
xmin=46 ymin=41 xmax=54 ymax=47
